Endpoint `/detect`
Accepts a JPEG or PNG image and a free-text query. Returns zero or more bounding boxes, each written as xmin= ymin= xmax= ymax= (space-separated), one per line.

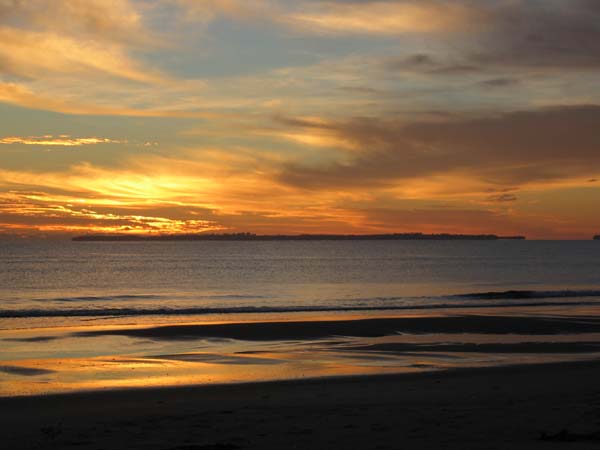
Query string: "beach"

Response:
xmin=2 ymin=360 xmax=600 ymax=450
xmin=2 ymin=241 xmax=600 ymax=448
xmin=3 ymin=312 xmax=600 ymax=397
xmin=2 ymin=313 xmax=600 ymax=449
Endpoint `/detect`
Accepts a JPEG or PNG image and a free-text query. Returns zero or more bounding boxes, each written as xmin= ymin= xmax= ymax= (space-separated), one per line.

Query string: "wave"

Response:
xmin=29 ymin=294 xmax=265 ymax=303
xmin=452 ymin=289 xmax=600 ymax=300
xmin=18 ymin=289 xmax=600 ymax=305
xmin=33 ymin=294 xmax=165 ymax=303
xmin=2 ymin=300 xmax=600 ymax=318
xmin=2 ymin=289 xmax=599 ymax=319
xmin=330 ymin=289 xmax=600 ymax=304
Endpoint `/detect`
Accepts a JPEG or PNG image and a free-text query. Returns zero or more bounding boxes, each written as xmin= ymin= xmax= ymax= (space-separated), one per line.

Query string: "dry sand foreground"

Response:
xmin=2 ymin=360 xmax=600 ymax=450
xmin=0 ymin=362 xmax=600 ymax=450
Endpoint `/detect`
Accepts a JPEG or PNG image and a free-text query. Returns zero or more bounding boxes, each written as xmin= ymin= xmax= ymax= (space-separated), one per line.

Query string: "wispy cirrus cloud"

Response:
xmin=0 ymin=0 xmax=164 ymax=83
xmin=282 ymin=1 xmax=478 ymax=35
xmin=0 ymin=0 xmax=175 ymax=117
xmin=0 ymin=26 xmax=165 ymax=84
xmin=167 ymin=0 xmax=477 ymax=35
xmin=0 ymin=0 xmax=149 ymax=45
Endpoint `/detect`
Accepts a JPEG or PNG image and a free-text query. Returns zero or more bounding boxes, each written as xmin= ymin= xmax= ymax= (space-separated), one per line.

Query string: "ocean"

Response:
xmin=1 ymin=240 xmax=600 ymax=395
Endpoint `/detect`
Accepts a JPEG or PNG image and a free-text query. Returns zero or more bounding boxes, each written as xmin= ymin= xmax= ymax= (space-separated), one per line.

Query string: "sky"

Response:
xmin=0 ymin=0 xmax=599 ymax=239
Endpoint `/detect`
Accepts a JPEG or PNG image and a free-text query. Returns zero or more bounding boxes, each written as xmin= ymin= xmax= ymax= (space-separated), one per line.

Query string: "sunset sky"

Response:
xmin=1 ymin=0 xmax=599 ymax=239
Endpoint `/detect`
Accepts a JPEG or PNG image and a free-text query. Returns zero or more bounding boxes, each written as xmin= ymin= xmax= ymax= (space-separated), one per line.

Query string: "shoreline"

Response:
xmin=2 ymin=359 xmax=600 ymax=449
xmin=3 ymin=313 xmax=600 ymax=397
xmin=2 ymin=357 xmax=600 ymax=401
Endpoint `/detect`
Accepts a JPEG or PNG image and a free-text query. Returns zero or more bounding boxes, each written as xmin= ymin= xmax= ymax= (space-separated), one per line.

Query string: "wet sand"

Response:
xmin=74 ymin=314 xmax=600 ymax=340
xmin=2 ymin=360 xmax=600 ymax=450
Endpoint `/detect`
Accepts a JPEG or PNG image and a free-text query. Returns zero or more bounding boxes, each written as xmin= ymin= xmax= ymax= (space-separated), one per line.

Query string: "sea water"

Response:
xmin=1 ymin=240 xmax=600 ymax=395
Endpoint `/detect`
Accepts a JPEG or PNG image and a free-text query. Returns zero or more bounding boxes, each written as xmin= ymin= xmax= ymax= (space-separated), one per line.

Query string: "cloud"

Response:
xmin=277 ymin=105 xmax=600 ymax=191
xmin=330 ymin=0 xmax=600 ymax=85
xmin=383 ymin=53 xmax=482 ymax=76
xmin=0 ymin=25 xmax=164 ymax=84
xmin=487 ymin=193 xmax=517 ymax=203
xmin=0 ymin=161 xmax=225 ymax=234
xmin=381 ymin=0 xmax=600 ymax=74
xmin=0 ymin=159 xmax=351 ymax=235
xmin=0 ymin=135 xmax=123 ymax=146
xmin=0 ymin=81 xmax=237 ymax=118
xmin=479 ymin=78 xmax=519 ymax=88
xmin=0 ymin=0 xmax=149 ymax=45
xmin=252 ymin=114 xmax=358 ymax=150
xmin=1 ymin=0 xmax=599 ymax=240
xmin=0 ymin=0 xmax=173 ymax=115
xmin=0 ymin=140 xmax=597 ymax=238
xmin=170 ymin=0 xmax=600 ymax=74
xmin=0 ymin=201 xmax=222 ymax=234
xmin=283 ymin=1 xmax=477 ymax=35
xmin=471 ymin=0 xmax=600 ymax=70
xmin=167 ymin=0 xmax=477 ymax=36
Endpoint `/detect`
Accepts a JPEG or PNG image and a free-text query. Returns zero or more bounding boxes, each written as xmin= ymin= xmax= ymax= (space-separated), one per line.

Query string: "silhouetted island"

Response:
xmin=72 ymin=233 xmax=526 ymax=241
xmin=595 ymin=235 xmax=600 ymax=240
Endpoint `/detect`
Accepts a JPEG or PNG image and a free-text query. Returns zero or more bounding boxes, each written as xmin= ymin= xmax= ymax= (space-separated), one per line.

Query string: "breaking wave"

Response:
xmin=1 ymin=287 xmax=600 ymax=318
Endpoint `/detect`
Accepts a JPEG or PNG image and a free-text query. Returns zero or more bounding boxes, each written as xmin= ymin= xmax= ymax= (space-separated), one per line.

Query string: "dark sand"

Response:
xmin=342 ymin=341 xmax=600 ymax=353
xmin=2 ymin=360 xmax=600 ymax=450
xmin=74 ymin=315 xmax=600 ymax=341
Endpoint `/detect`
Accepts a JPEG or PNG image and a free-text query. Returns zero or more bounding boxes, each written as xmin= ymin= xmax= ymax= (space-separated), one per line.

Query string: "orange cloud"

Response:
xmin=0 ymin=0 xmax=178 ymax=117
xmin=0 ymin=0 xmax=147 ymax=45
xmin=0 ymin=26 xmax=165 ymax=84
xmin=0 ymin=135 xmax=123 ymax=146
xmin=169 ymin=0 xmax=477 ymax=35
xmin=0 ymin=153 xmax=598 ymax=239
xmin=283 ymin=1 xmax=478 ymax=35
xmin=0 ymin=82 xmax=236 ymax=119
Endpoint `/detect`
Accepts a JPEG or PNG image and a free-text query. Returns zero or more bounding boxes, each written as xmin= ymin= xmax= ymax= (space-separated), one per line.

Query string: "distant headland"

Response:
xmin=595 ymin=235 xmax=600 ymax=240
xmin=72 ymin=233 xmax=526 ymax=241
